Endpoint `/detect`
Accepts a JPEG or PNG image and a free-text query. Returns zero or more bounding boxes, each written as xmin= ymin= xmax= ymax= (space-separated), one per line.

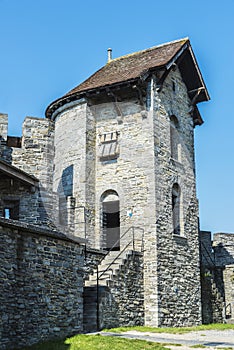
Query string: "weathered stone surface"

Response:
xmin=200 ymin=231 xmax=234 ymax=323
xmin=0 ymin=220 xmax=84 ymax=350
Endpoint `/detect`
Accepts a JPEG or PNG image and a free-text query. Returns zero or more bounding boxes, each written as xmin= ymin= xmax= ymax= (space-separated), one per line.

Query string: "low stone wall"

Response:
xmin=98 ymin=251 xmax=144 ymax=329
xmin=0 ymin=219 xmax=84 ymax=350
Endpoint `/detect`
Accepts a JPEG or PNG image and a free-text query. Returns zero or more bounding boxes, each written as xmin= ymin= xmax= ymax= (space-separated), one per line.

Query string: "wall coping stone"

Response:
xmin=0 ymin=217 xmax=87 ymax=244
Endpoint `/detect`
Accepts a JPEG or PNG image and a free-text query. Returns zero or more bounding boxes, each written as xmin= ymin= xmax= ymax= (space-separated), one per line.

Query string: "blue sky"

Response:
xmin=0 ymin=0 xmax=233 ymax=233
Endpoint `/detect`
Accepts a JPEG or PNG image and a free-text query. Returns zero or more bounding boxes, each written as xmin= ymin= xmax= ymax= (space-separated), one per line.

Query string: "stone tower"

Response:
xmin=46 ymin=38 xmax=209 ymax=326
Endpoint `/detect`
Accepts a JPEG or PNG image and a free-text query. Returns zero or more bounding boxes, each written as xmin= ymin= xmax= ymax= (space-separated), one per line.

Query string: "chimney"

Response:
xmin=107 ymin=48 xmax=112 ymax=62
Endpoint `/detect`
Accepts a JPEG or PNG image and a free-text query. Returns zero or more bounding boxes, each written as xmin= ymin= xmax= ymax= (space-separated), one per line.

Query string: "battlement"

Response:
xmin=0 ymin=113 xmax=57 ymax=228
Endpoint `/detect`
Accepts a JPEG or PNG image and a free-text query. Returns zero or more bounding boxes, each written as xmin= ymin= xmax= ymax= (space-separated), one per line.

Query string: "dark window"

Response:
xmin=170 ymin=115 xmax=180 ymax=161
xmin=3 ymin=200 xmax=19 ymax=220
xmin=172 ymin=184 xmax=180 ymax=235
xmin=172 ymin=81 xmax=176 ymax=92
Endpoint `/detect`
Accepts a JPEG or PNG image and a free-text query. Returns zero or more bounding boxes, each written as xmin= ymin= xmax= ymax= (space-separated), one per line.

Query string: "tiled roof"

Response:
xmin=46 ymin=38 xmax=209 ymax=119
xmin=66 ymin=38 xmax=188 ymax=96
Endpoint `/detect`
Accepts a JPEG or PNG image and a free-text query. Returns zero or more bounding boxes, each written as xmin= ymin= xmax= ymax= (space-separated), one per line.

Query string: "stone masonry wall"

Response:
xmin=0 ymin=114 xmax=57 ymax=227
xmin=199 ymin=231 xmax=234 ymax=323
xmin=53 ymin=101 xmax=89 ymax=238
xmin=93 ymin=99 xmax=156 ymax=251
xmin=98 ymin=251 xmax=144 ymax=329
xmin=0 ymin=219 xmax=84 ymax=350
xmin=91 ymin=96 xmax=157 ymax=325
xmin=51 ymin=67 xmax=202 ymax=327
xmin=0 ymin=177 xmax=39 ymax=223
xmin=213 ymin=233 xmax=234 ymax=267
xmin=83 ymin=248 xmax=105 ymax=281
xmin=223 ymin=265 xmax=234 ymax=320
xmin=154 ymin=68 xmax=202 ymax=326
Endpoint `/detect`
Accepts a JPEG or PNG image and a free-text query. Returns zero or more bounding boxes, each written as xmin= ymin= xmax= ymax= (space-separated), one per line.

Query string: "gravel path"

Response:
xmin=101 ymin=329 xmax=234 ymax=349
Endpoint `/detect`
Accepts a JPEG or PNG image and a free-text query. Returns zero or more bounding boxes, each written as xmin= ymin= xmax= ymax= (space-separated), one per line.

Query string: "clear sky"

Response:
xmin=0 ymin=0 xmax=233 ymax=234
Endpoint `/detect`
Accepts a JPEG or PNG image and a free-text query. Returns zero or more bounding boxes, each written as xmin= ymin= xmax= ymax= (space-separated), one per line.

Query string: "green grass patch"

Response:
xmin=22 ymin=334 xmax=169 ymax=350
xmin=103 ymin=323 xmax=234 ymax=334
xmin=190 ymin=345 xmax=206 ymax=348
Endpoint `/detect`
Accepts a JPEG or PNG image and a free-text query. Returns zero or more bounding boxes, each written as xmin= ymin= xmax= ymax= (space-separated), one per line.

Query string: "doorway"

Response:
xmin=102 ymin=192 xmax=120 ymax=250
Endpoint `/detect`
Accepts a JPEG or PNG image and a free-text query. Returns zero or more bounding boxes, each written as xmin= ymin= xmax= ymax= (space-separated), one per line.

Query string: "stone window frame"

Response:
xmin=98 ymin=131 xmax=120 ymax=161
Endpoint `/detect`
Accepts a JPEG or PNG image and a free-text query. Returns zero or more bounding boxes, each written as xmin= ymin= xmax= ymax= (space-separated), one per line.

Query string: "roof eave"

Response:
xmin=45 ymin=77 xmax=141 ymax=120
xmin=187 ymin=45 xmax=210 ymax=102
xmin=0 ymin=160 xmax=39 ymax=188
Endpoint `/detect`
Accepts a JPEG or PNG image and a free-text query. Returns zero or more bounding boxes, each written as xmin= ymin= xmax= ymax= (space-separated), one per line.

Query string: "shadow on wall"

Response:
xmin=0 ymin=136 xmax=13 ymax=163
xmin=200 ymin=232 xmax=234 ymax=324
xmin=58 ymin=165 xmax=74 ymax=226
xmin=214 ymin=243 xmax=234 ymax=266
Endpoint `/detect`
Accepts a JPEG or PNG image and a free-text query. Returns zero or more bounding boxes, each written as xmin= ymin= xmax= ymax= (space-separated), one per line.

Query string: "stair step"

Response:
xmin=83 ymin=249 xmax=136 ymax=332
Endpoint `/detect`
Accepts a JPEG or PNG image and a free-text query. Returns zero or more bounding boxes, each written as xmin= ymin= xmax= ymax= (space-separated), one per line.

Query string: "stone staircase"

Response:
xmin=83 ymin=250 xmax=134 ymax=332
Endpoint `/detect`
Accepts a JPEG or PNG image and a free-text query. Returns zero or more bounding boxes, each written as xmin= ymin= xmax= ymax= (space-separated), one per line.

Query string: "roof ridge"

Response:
xmin=107 ymin=37 xmax=189 ymax=64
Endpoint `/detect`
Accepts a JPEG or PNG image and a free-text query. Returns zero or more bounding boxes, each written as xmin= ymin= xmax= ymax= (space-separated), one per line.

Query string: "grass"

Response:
xmin=190 ymin=345 xmax=206 ymax=348
xmin=103 ymin=323 xmax=234 ymax=334
xmin=20 ymin=324 xmax=234 ymax=350
xmin=22 ymin=334 xmax=169 ymax=350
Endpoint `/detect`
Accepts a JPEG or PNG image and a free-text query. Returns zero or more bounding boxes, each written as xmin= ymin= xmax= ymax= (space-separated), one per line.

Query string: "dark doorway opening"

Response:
xmin=103 ymin=200 xmax=120 ymax=251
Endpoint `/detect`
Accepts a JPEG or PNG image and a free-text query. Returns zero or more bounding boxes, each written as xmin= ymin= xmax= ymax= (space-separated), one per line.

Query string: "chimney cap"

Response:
xmin=107 ymin=48 xmax=112 ymax=62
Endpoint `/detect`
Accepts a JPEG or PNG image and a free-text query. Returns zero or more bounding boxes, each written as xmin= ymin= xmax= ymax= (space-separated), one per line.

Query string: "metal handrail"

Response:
xmin=224 ymin=303 xmax=232 ymax=319
xmin=98 ymin=241 xmax=132 ymax=280
xmin=96 ymin=225 xmax=144 ymax=330
xmin=99 ymin=226 xmax=144 ymax=263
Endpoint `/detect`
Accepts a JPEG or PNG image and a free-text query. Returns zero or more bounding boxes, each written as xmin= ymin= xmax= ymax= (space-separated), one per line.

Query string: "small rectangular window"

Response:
xmin=3 ymin=200 xmax=19 ymax=220
xmin=99 ymin=131 xmax=119 ymax=161
xmin=4 ymin=208 xmax=10 ymax=219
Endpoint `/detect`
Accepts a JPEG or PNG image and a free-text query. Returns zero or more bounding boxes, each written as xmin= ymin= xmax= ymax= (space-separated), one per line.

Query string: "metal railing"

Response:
xmin=224 ymin=303 xmax=232 ymax=320
xmin=95 ymin=225 xmax=144 ymax=330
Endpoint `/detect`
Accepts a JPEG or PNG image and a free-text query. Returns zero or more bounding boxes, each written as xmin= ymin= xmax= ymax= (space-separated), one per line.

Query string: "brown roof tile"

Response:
xmin=46 ymin=38 xmax=209 ymax=119
xmin=66 ymin=38 xmax=188 ymax=96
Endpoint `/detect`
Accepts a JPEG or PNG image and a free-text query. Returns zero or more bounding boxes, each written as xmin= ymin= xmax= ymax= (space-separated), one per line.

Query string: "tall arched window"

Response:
xmin=170 ymin=115 xmax=180 ymax=161
xmin=172 ymin=183 xmax=181 ymax=235
xmin=101 ymin=190 xmax=120 ymax=251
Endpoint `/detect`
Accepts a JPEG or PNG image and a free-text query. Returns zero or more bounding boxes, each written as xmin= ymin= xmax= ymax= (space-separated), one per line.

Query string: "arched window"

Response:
xmin=101 ymin=190 xmax=120 ymax=251
xmin=172 ymin=183 xmax=181 ymax=235
xmin=170 ymin=115 xmax=180 ymax=161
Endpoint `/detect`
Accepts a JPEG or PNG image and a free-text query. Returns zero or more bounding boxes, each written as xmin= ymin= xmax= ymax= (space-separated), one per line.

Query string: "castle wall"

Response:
xmin=199 ymin=232 xmax=234 ymax=323
xmin=0 ymin=177 xmax=39 ymax=223
xmin=53 ymin=101 xmax=91 ymax=238
xmin=153 ymin=68 xmax=202 ymax=326
xmin=92 ymin=99 xmax=158 ymax=325
xmin=0 ymin=114 xmax=57 ymax=227
xmin=93 ymin=99 xmax=156 ymax=249
xmin=0 ymin=219 xmax=84 ymax=350
xmin=213 ymin=233 xmax=234 ymax=266
xmin=223 ymin=265 xmax=234 ymax=320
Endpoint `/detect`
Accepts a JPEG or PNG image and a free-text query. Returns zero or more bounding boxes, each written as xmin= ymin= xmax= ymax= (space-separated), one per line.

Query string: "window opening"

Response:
xmin=172 ymin=81 xmax=176 ymax=92
xmin=170 ymin=115 xmax=180 ymax=161
xmin=172 ymin=184 xmax=180 ymax=235
xmin=99 ymin=131 xmax=119 ymax=161
xmin=4 ymin=208 xmax=10 ymax=219
xmin=3 ymin=200 xmax=19 ymax=220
